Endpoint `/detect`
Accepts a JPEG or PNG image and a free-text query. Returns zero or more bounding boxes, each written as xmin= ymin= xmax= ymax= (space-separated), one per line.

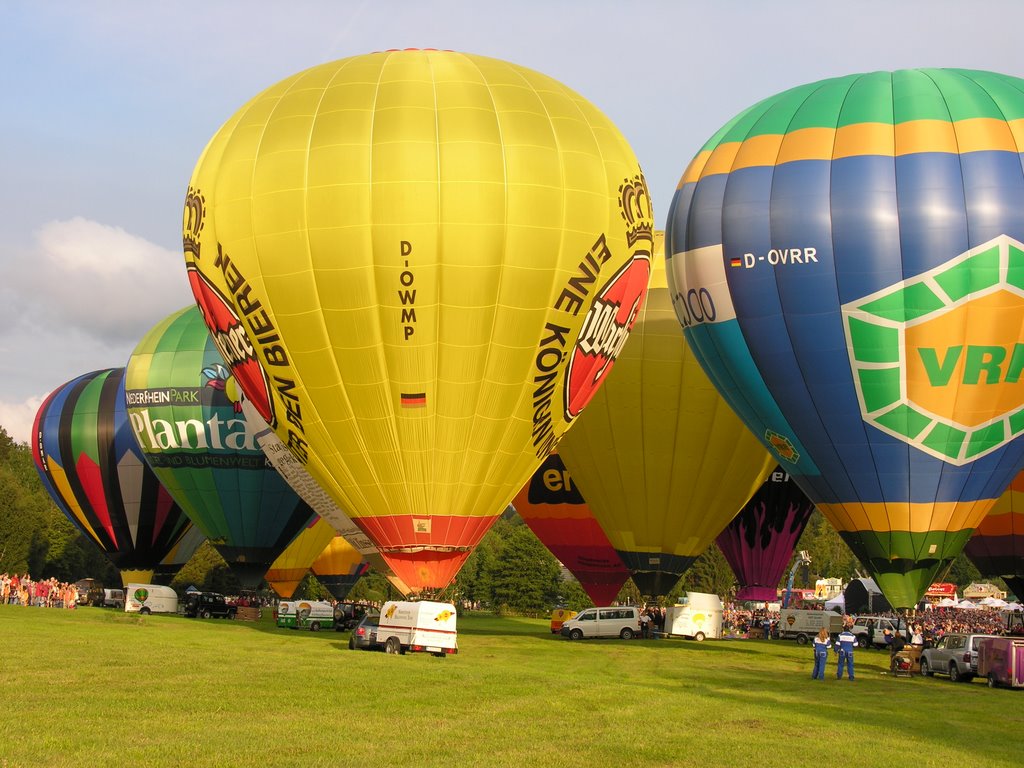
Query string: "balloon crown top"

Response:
xmin=376 ymin=48 xmax=454 ymax=53
xmin=618 ymin=174 xmax=653 ymax=247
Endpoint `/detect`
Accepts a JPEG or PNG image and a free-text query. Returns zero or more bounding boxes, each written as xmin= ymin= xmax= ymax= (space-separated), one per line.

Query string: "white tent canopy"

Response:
xmin=824 ymin=594 xmax=845 ymax=611
xmin=979 ymin=597 xmax=1008 ymax=607
xmin=937 ymin=597 xmax=957 ymax=607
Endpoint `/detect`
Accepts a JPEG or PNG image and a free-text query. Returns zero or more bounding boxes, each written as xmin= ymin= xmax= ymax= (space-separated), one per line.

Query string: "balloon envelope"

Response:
xmin=124 ymin=306 xmax=316 ymax=588
xmin=512 ymin=452 xmax=630 ymax=606
xmin=667 ymin=69 xmax=1024 ymax=607
xmin=32 ymin=368 xmax=192 ymax=584
xmin=182 ymin=49 xmax=653 ymax=591
xmin=239 ymin=396 xmax=409 ymax=592
xmin=965 ymin=471 xmax=1024 ymax=601
xmin=311 ymin=536 xmax=371 ymax=601
xmin=152 ymin=522 xmax=206 ymax=586
xmin=715 ymin=467 xmax=815 ymax=602
xmin=264 ymin=516 xmax=338 ymax=599
xmin=558 ymin=234 xmax=774 ymax=596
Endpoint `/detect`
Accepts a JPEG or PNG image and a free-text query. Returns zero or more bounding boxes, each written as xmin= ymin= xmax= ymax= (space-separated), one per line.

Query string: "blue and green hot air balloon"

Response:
xmin=667 ymin=69 xmax=1024 ymax=607
xmin=124 ymin=306 xmax=316 ymax=588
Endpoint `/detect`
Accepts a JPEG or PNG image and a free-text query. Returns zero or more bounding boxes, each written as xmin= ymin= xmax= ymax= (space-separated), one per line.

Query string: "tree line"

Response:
xmin=0 ymin=424 xmax=995 ymax=614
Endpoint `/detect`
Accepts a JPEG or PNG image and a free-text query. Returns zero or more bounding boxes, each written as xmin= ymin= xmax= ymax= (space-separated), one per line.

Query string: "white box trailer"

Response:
xmin=376 ymin=600 xmax=458 ymax=656
xmin=665 ymin=592 xmax=723 ymax=641
xmin=124 ymin=584 xmax=178 ymax=615
xmin=778 ymin=608 xmax=845 ymax=644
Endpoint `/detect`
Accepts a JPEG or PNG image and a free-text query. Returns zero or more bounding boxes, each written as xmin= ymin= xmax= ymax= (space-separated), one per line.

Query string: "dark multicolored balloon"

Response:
xmin=716 ymin=467 xmax=815 ymax=602
xmin=667 ymin=69 xmax=1024 ymax=607
xmin=32 ymin=368 xmax=192 ymax=584
xmin=512 ymin=452 xmax=629 ymax=606
xmin=124 ymin=306 xmax=315 ymax=588
xmin=152 ymin=522 xmax=206 ymax=586
xmin=965 ymin=472 xmax=1024 ymax=601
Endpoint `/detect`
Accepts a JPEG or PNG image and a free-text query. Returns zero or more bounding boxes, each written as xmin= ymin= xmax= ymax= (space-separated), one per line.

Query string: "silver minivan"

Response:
xmin=560 ymin=606 xmax=640 ymax=640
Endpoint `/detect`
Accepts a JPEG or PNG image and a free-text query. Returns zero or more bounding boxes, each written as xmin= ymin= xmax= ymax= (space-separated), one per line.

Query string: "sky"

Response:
xmin=2 ymin=0 xmax=1023 ymax=444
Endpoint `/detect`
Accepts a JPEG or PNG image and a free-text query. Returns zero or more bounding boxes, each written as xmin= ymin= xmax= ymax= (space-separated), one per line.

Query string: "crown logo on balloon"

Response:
xmin=618 ymin=174 xmax=653 ymax=248
xmin=183 ymin=187 xmax=206 ymax=260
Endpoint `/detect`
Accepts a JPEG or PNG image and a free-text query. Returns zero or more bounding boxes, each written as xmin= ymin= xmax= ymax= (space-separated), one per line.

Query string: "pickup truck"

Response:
xmin=181 ymin=591 xmax=237 ymax=619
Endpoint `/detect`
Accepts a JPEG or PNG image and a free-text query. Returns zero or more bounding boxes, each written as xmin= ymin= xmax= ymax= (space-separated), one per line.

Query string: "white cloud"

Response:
xmin=5 ymin=217 xmax=194 ymax=345
xmin=0 ymin=394 xmax=46 ymax=445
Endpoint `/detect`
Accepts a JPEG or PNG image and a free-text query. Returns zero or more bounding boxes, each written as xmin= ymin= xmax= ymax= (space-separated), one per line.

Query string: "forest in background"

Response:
xmin=0 ymin=424 xmax=1001 ymax=614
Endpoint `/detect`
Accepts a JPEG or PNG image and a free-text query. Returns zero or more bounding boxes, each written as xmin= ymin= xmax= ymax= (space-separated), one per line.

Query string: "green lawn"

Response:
xmin=1 ymin=605 xmax=1020 ymax=768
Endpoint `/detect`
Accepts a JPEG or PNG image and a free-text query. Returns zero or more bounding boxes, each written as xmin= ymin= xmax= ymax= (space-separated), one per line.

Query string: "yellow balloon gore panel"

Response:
xmin=264 ymin=516 xmax=338 ymax=598
xmin=558 ymin=235 xmax=774 ymax=594
xmin=183 ymin=49 xmax=653 ymax=590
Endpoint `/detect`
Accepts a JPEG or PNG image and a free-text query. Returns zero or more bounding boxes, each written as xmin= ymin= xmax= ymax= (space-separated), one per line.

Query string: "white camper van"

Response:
xmin=124 ymin=584 xmax=178 ymax=615
xmin=665 ymin=592 xmax=723 ymax=641
xmin=560 ymin=606 xmax=641 ymax=640
xmin=376 ymin=601 xmax=458 ymax=656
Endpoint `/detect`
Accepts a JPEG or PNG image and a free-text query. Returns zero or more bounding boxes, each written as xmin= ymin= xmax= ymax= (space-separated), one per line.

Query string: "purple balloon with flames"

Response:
xmin=716 ymin=467 xmax=815 ymax=601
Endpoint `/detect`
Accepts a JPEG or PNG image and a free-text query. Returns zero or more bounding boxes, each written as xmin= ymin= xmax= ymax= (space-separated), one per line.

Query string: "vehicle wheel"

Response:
xmin=385 ymin=637 xmax=401 ymax=655
xmin=620 ymin=628 xmax=634 ymax=640
xmin=796 ymin=634 xmax=808 ymax=646
xmin=949 ymin=663 xmax=962 ymax=682
xmin=569 ymin=629 xmax=583 ymax=641
xmin=348 ymin=638 xmax=356 ymax=650
xmin=694 ymin=632 xmax=706 ymax=642
xmin=857 ymin=635 xmax=870 ymax=649
xmin=200 ymin=609 xmax=211 ymax=619
xmin=920 ymin=659 xmax=932 ymax=677
xmin=140 ymin=607 xmax=151 ymax=615
xmin=310 ymin=621 xmax=321 ymax=632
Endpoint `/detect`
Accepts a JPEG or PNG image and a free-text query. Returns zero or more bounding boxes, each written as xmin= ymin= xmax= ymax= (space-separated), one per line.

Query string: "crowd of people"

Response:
xmin=721 ymin=602 xmax=1014 ymax=642
xmin=0 ymin=573 xmax=80 ymax=608
xmin=860 ymin=606 xmax=1007 ymax=644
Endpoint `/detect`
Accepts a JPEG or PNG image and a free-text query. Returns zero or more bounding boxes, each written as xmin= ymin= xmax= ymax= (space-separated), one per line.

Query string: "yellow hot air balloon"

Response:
xmin=310 ymin=535 xmax=376 ymax=601
xmin=264 ymin=517 xmax=338 ymax=599
xmin=558 ymin=233 xmax=774 ymax=596
xmin=183 ymin=49 xmax=653 ymax=592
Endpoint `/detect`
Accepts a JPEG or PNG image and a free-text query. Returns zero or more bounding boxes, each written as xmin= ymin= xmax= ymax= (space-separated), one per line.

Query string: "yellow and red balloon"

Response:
xmin=182 ymin=49 xmax=652 ymax=591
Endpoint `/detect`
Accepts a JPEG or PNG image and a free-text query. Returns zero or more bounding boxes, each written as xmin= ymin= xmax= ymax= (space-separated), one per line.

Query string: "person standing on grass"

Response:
xmin=835 ymin=625 xmax=856 ymax=680
xmin=639 ymin=609 xmax=652 ymax=639
xmin=812 ymin=628 xmax=830 ymax=680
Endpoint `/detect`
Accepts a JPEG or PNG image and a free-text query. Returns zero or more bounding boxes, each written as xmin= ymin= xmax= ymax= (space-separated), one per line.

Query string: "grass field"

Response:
xmin=1 ymin=605 xmax=1021 ymax=768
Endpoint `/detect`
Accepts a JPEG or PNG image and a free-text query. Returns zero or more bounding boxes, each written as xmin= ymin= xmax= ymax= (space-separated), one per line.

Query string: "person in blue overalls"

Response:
xmin=812 ymin=628 xmax=830 ymax=680
xmin=835 ymin=624 xmax=856 ymax=680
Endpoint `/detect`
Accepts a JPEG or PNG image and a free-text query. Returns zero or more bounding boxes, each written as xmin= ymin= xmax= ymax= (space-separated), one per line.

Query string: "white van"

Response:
xmin=276 ymin=600 xmax=335 ymax=631
xmin=665 ymin=592 xmax=724 ymax=641
xmin=124 ymin=584 xmax=178 ymax=615
xmin=376 ymin=600 xmax=458 ymax=656
xmin=560 ymin=606 xmax=640 ymax=640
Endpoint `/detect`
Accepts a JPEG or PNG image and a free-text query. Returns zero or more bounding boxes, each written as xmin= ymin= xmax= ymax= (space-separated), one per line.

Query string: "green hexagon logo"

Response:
xmin=842 ymin=235 xmax=1024 ymax=466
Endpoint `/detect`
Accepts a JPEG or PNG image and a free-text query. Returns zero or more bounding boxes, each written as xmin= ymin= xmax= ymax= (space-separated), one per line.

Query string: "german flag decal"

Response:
xmin=401 ymin=393 xmax=426 ymax=408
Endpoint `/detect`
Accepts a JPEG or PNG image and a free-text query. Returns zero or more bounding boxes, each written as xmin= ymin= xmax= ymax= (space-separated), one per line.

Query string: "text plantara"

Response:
xmin=128 ymin=403 xmax=260 ymax=454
